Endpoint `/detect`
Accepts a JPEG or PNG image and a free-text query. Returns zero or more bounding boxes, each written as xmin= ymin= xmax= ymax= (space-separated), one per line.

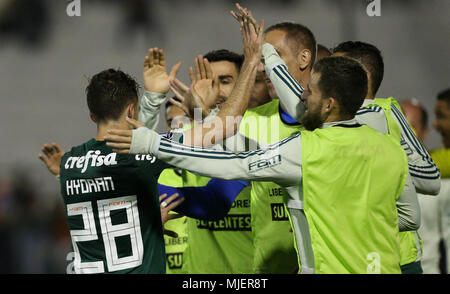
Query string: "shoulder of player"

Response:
xmin=244 ymin=99 xmax=278 ymax=117
xmin=355 ymin=105 xmax=387 ymax=128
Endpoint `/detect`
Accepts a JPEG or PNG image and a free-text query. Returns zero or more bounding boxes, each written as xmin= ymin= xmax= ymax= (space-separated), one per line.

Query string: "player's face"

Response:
xmin=433 ymin=100 xmax=450 ymax=148
xmin=401 ymin=102 xmax=428 ymax=142
xmin=166 ymin=105 xmax=190 ymax=130
xmin=264 ymin=29 xmax=303 ymax=98
xmin=209 ymin=60 xmax=239 ymax=109
xmin=248 ymin=61 xmax=271 ymax=109
xmin=301 ymin=71 xmax=325 ymax=131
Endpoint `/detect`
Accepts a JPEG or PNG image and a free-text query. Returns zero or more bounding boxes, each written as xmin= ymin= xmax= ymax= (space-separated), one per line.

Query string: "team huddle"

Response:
xmin=38 ymin=4 xmax=445 ymax=274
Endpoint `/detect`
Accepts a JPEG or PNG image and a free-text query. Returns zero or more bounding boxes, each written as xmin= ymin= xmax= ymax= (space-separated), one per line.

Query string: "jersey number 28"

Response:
xmin=67 ymin=195 xmax=144 ymax=273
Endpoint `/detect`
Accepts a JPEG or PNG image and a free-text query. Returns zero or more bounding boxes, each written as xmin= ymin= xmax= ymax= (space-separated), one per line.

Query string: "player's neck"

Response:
xmin=95 ymin=119 xmax=130 ymax=141
xmin=366 ymin=88 xmax=375 ymax=100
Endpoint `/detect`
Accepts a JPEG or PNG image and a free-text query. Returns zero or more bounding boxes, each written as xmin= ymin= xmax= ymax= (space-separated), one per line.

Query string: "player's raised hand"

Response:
xmin=38 ymin=142 xmax=64 ymax=176
xmin=189 ymin=56 xmax=219 ymax=117
xmin=231 ymin=3 xmax=260 ymax=34
xmin=231 ymin=4 xmax=264 ymax=64
xmin=143 ymin=48 xmax=181 ymax=94
xmin=169 ymin=56 xmax=219 ymax=120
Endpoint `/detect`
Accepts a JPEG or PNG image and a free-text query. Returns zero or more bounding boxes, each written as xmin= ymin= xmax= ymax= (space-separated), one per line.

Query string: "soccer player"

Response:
xmin=429 ymin=88 xmax=450 ymax=273
xmin=105 ymin=56 xmax=420 ymax=274
xmin=38 ymin=70 xmax=248 ymax=274
xmin=55 ymin=69 xmax=175 ymax=273
xmin=238 ymin=21 xmax=317 ymax=273
xmin=400 ymin=97 xmax=445 ymax=274
xmin=261 ymin=38 xmax=438 ymax=273
xmin=332 ymin=42 xmax=440 ymax=194
xmin=432 ymin=88 xmax=450 ymax=178
xmin=333 ymin=42 xmax=440 ymax=274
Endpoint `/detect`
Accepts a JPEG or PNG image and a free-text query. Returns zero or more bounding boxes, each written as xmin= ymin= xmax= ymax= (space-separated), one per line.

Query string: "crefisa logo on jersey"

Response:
xmin=64 ymin=150 xmax=118 ymax=173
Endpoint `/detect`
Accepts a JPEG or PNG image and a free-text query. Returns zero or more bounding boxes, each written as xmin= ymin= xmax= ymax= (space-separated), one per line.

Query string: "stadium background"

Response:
xmin=0 ymin=0 xmax=448 ymax=273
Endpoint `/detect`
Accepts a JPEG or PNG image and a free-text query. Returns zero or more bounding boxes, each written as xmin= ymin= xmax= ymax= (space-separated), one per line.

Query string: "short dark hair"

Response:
xmin=265 ymin=22 xmax=317 ymax=67
xmin=313 ymin=56 xmax=368 ymax=117
xmin=86 ymin=69 xmax=140 ymax=123
xmin=332 ymin=41 xmax=384 ymax=96
xmin=317 ymin=44 xmax=331 ymax=60
xmin=203 ymin=49 xmax=244 ymax=71
xmin=437 ymin=88 xmax=450 ymax=105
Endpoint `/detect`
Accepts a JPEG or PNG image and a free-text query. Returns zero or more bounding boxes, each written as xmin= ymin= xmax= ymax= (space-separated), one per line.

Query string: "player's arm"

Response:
xmin=138 ymin=48 xmax=181 ymax=130
xmin=158 ymin=179 xmax=248 ymax=221
xmin=179 ymin=6 xmax=264 ymax=148
xmin=105 ymin=126 xmax=302 ymax=187
xmin=390 ymin=104 xmax=441 ymax=195
xmin=262 ymin=43 xmax=306 ymax=122
xmin=396 ymin=172 xmax=421 ymax=232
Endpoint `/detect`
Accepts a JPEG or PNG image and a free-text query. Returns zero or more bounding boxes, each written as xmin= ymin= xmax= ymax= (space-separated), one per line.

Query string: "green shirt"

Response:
xmin=60 ymin=139 xmax=168 ymax=274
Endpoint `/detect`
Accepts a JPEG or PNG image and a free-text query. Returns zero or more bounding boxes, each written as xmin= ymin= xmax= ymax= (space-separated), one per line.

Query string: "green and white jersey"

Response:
xmin=158 ymin=168 xmax=188 ymax=274
xmin=60 ymin=139 xmax=169 ymax=274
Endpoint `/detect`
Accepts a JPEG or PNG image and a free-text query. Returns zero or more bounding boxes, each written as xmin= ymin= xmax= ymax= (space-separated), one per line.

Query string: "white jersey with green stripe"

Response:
xmin=262 ymin=43 xmax=441 ymax=196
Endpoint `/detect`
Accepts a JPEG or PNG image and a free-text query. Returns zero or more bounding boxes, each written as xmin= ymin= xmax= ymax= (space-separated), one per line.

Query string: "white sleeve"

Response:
xmin=222 ymin=132 xmax=260 ymax=153
xmin=129 ymin=127 xmax=302 ymax=187
xmin=263 ymin=43 xmax=306 ymax=121
xmin=138 ymin=91 xmax=166 ymax=130
xmin=396 ymin=172 xmax=421 ymax=232
xmin=390 ymin=105 xmax=441 ymax=195
xmin=355 ymin=105 xmax=389 ymax=134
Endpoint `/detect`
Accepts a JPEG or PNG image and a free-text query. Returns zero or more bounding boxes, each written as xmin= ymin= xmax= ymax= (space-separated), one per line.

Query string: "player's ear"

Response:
xmin=297 ymin=49 xmax=312 ymax=70
xmin=127 ymin=103 xmax=134 ymax=118
xmin=89 ymin=113 xmax=97 ymax=123
xmin=324 ymin=97 xmax=336 ymax=114
xmin=127 ymin=103 xmax=139 ymax=120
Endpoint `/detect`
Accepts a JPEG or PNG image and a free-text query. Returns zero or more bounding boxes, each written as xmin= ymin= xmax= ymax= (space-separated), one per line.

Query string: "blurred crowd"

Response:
xmin=0 ymin=170 xmax=70 ymax=273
